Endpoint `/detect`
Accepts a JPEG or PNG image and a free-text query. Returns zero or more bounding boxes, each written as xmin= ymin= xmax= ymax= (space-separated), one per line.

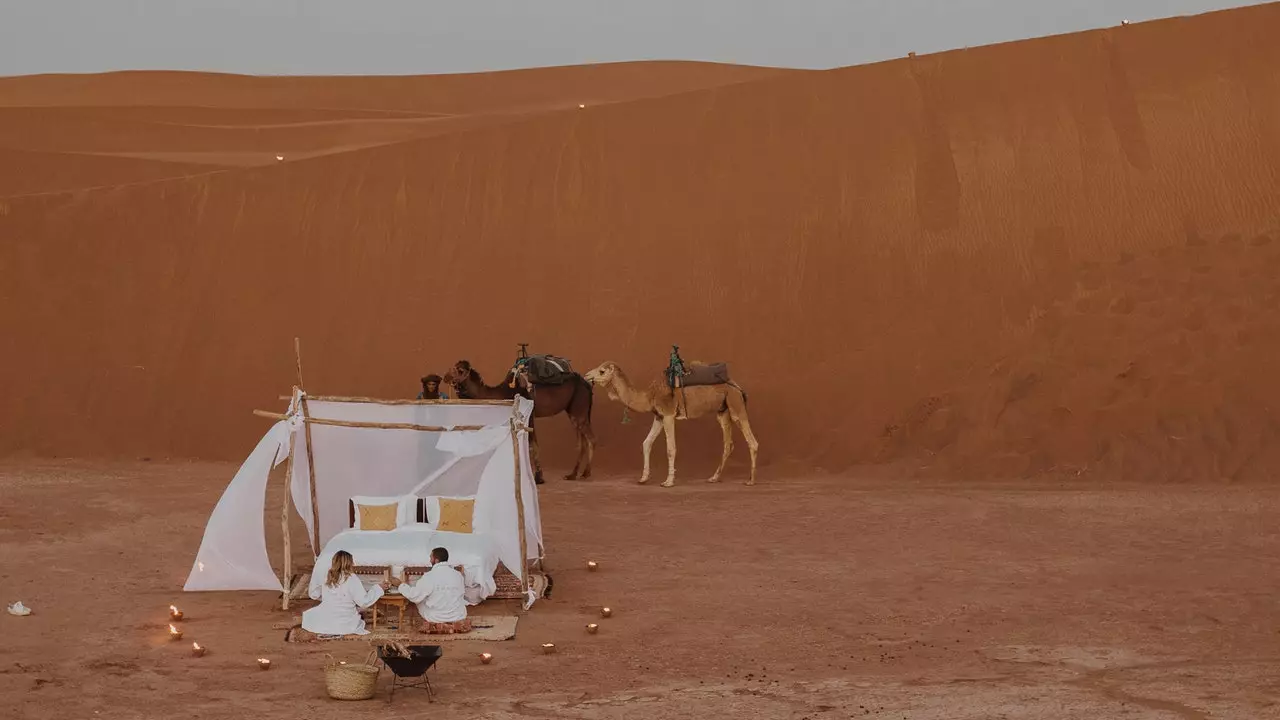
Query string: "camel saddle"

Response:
xmin=668 ymin=362 xmax=731 ymax=389
xmin=518 ymin=354 xmax=576 ymax=385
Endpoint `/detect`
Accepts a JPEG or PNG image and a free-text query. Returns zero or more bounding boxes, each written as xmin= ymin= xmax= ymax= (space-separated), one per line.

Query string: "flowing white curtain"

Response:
xmin=183 ymin=420 xmax=291 ymax=592
xmin=186 ymin=395 xmax=541 ymax=593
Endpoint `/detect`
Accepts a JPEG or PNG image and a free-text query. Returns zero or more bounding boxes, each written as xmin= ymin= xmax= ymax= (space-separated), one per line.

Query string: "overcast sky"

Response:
xmin=0 ymin=0 xmax=1265 ymax=77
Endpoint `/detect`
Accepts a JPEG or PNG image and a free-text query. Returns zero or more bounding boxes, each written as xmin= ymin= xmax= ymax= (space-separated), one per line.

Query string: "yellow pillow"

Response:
xmin=358 ymin=503 xmax=399 ymax=531
xmin=435 ymin=498 xmax=475 ymax=534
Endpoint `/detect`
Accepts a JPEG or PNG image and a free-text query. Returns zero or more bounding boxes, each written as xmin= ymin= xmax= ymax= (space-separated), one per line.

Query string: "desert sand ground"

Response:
xmin=2 ymin=461 xmax=1278 ymax=719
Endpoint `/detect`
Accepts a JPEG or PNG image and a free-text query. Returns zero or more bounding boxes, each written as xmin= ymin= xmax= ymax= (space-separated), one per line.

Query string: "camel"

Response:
xmin=442 ymin=360 xmax=596 ymax=483
xmin=581 ymin=361 xmax=759 ymax=487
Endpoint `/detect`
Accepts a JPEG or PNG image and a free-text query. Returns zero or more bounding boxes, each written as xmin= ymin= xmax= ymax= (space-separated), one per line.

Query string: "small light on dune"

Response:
xmin=168 ymin=624 xmax=184 ymax=641
xmin=541 ymin=643 xmax=556 ymax=654
xmin=257 ymin=658 xmax=272 ymax=670
xmin=275 ymin=154 xmax=284 ymax=161
xmin=169 ymin=605 xmax=184 ymax=621
xmin=586 ymin=623 xmax=599 ymax=634
xmin=191 ymin=642 xmax=206 ymax=657
xmin=479 ymin=652 xmax=493 ymax=664
xmin=587 ymin=560 xmax=598 ymax=571
xmin=600 ymin=607 xmax=612 ymax=618
xmin=578 ymin=104 xmax=585 ymax=109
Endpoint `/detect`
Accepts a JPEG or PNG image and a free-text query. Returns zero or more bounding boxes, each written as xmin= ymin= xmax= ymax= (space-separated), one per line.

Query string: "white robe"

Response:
xmin=302 ymin=574 xmax=384 ymax=635
xmin=398 ymin=563 xmax=467 ymax=623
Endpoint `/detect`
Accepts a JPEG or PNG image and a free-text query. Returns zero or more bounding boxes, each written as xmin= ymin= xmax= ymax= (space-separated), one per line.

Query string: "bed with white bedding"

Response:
xmin=308 ymin=523 xmax=502 ymax=603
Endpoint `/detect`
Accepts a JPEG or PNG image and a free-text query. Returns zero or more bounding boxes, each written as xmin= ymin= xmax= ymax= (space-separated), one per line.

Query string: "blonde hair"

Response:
xmin=326 ymin=551 xmax=354 ymax=587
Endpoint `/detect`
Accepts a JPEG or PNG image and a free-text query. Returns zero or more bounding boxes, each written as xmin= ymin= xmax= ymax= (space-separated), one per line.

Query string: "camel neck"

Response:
xmin=464 ymin=374 xmax=514 ymax=400
xmin=611 ymin=374 xmax=653 ymax=413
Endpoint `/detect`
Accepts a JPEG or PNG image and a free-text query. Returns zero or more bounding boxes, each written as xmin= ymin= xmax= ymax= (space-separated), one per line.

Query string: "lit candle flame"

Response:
xmin=192 ymin=642 xmax=201 ymax=650
xmin=168 ymin=624 xmax=179 ymax=634
xmin=170 ymin=605 xmax=178 ymax=613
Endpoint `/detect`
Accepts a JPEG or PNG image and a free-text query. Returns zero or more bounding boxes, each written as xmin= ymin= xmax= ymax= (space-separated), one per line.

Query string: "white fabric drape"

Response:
xmin=185 ymin=394 xmax=541 ymax=595
xmin=290 ymin=396 xmax=541 ymax=575
xmin=183 ymin=420 xmax=290 ymax=592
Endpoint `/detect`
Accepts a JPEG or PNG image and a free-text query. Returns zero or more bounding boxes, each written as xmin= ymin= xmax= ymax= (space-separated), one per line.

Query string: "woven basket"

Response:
xmin=324 ymin=653 xmax=379 ymax=701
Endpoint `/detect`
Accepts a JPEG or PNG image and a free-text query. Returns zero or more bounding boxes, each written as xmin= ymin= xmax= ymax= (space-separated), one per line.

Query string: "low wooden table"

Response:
xmin=371 ymin=593 xmax=411 ymax=631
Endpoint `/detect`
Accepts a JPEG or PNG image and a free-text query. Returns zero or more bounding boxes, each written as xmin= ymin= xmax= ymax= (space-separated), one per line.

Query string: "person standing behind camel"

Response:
xmin=417 ymin=374 xmax=448 ymax=400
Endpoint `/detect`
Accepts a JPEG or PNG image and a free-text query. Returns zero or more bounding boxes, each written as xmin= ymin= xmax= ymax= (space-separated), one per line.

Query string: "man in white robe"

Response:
xmin=399 ymin=546 xmax=469 ymax=631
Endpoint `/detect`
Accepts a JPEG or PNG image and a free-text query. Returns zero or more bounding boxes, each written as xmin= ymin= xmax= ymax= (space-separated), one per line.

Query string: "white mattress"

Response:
xmin=308 ymin=523 xmax=500 ymax=602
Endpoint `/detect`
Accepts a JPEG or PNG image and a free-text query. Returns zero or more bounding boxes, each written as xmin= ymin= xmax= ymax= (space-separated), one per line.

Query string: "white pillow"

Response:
xmin=423 ymin=495 xmax=477 ymax=530
xmin=350 ymin=495 xmax=417 ymax=529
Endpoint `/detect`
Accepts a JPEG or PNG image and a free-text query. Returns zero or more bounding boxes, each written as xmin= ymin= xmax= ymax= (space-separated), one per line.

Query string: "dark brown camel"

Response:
xmin=442 ymin=360 xmax=595 ymax=483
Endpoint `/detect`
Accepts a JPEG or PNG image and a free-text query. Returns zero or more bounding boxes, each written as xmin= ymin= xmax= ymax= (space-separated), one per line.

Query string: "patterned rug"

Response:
xmin=286 ymin=571 xmax=551 ymax=603
xmin=286 ymin=615 xmax=518 ymax=643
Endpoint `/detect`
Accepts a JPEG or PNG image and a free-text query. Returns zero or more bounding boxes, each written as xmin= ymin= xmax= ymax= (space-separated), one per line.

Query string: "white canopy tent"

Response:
xmin=183 ymin=389 xmax=543 ymax=607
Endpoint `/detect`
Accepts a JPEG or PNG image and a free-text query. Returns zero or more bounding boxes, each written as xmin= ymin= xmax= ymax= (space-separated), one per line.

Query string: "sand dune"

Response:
xmin=0 ymin=61 xmax=794 ymax=114
xmin=0 ymin=108 xmax=510 ymax=158
xmin=0 ymin=147 xmax=223 ymax=196
xmin=0 ymin=62 xmax=793 ymax=193
xmin=2 ymin=5 xmax=1279 ymax=482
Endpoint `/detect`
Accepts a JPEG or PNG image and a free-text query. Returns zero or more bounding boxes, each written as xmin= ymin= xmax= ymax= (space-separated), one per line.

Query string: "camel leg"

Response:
xmin=580 ymin=421 xmax=596 ymax=480
xmin=566 ymin=378 xmax=595 ymax=481
xmin=639 ymin=417 xmax=662 ymax=484
xmin=661 ymin=414 xmax=678 ymax=487
xmin=563 ymin=431 xmax=584 ymax=481
xmin=529 ymin=428 xmax=546 ymax=485
xmin=727 ymin=393 xmax=759 ymax=485
xmin=707 ymin=411 xmax=734 ymax=483
xmin=733 ymin=417 xmax=760 ymax=486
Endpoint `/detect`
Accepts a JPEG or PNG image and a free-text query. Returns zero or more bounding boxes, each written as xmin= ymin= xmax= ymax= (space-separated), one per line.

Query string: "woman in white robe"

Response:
xmin=302 ymin=551 xmax=386 ymax=636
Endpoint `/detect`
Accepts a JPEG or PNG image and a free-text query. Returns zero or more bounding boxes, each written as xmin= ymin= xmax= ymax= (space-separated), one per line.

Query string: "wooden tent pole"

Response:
xmin=509 ymin=413 xmax=531 ymax=605
xmin=299 ymin=396 xmax=321 ymax=552
xmin=294 ymin=338 xmax=306 ymax=390
xmin=279 ymin=383 xmax=302 ymax=610
xmin=279 ymin=395 xmax=511 ymax=406
xmin=280 ymin=442 xmax=295 ymax=610
xmin=253 ymin=409 xmax=487 ymax=432
xmin=294 ymin=339 xmax=322 ymax=554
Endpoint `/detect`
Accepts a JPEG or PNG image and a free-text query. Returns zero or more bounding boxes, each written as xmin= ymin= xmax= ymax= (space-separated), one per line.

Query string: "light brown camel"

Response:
xmin=582 ymin=361 xmax=758 ymax=487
